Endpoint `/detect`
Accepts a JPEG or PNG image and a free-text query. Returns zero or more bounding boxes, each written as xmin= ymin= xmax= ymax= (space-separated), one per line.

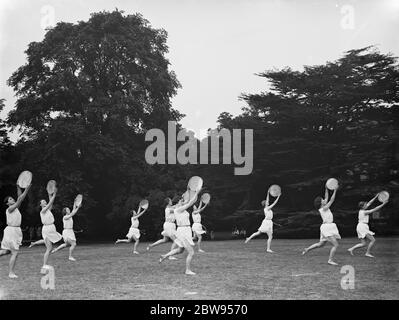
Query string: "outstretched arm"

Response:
xmin=365 ymin=194 xmax=379 ymax=209
xmin=64 ymin=204 xmax=81 ymax=220
xmin=363 ymin=201 xmax=388 ymax=215
xmin=324 ymin=187 xmax=329 ymax=202
xmin=9 ymin=184 xmax=31 ymax=213
xmin=193 ymin=203 xmax=208 ymax=214
xmin=177 ymin=190 xmax=200 ymax=212
xmin=134 ymin=207 xmax=148 ymax=219
xmin=41 ymin=188 xmax=57 ymax=214
xmin=266 ymin=195 xmax=280 ymax=210
xmin=323 ymin=189 xmax=337 ymax=210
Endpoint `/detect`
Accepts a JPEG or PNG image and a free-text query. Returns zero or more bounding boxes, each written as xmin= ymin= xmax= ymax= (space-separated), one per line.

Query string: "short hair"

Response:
xmin=261 ymin=200 xmax=266 ymax=207
xmin=62 ymin=207 xmax=68 ymax=215
xmin=3 ymin=196 xmax=10 ymax=204
xmin=164 ymin=197 xmax=172 ymax=205
xmin=314 ymin=196 xmax=323 ymax=209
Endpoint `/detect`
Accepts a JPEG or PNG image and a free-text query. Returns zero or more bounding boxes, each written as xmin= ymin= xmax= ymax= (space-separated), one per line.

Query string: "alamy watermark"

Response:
xmin=340 ymin=265 xmax=355 ymax=290
xmin=40 ymin=266 xmax=55 ymax=290
xmin=145 ymin=121 xmax=253 ymax=175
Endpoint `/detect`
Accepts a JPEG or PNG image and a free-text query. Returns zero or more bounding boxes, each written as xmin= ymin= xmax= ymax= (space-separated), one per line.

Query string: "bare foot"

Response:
xmin=302 ymin=249 xmax=307 ymax=255
xmin=198 ymin=249 xmax=205 ymax=253
xmin=28 ymin=243 xmax=34 ymax=248
xmin=365 ymin=253 xmax=375 ymax=258
xmin=328 ymin=260 xmax=338 ymax=266
xmin=8 ymin=273 xmax=18 ymax=279
xmin=185 ymin=270 xmax=196 ymax=276
xmin=266 ymin=249 xmax=274 ymax=253
xmin=133 ymin=251 xmax=139 ymax=255
xmin=168 ymin=256 xmax=178 ymax=260
xmin=348 ymin=249 xmax=354 ymax=256
xmin=146 ymin=246 xmax=150 ymax=251
xmin=244 ymin=238 xmax=250 ymax=244
xmin=159 ymin=255 xmax=166 ymax=263
xmin=69 ymin=256 xmax=76 ymax=261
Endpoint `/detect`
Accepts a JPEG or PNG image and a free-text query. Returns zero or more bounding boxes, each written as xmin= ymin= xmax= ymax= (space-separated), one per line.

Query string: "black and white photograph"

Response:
xmin=0 ymin=0 xmax=398 ymax=305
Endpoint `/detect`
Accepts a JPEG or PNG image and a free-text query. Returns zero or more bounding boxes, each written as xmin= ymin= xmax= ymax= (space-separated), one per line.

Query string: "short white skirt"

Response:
xmin=161 ymin=222 xmax=176 ymax=239
xmin=1 ymin=226 xmax=22 ymax=251
xmin=258 ymin=219 xmax=273 ymax=234
xmin=174 ymin=226 xmax=194 ymax=248
xmin=42 ymin=224 xmax=62 ymax=243
xmin=126 ymin=227 xmax=140 ymax=239
xmin=192 ymin=222 xmax=206 ymax=235
xmin=62 ymin=229 xmax=76 ymax=242
xmin=356 ymin=222 xmax=375 ymax=239
xmin=320 ymin=223 xmax=341 ymax=241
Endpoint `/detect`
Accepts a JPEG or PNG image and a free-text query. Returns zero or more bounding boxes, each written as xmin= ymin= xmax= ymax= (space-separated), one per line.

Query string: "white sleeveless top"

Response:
xmin=131 ymin=216 xmax=139 ymax=228
xmin=358 ymin=210 xmax=369 ymax=224
xmin=41 ymin=210 xmax=55 ymax=225
xmin=63 ymin=216 xmax=73 ymax=229
xmin=165 ymin=207 xmax=175 ymax=223
xmin=319 ymin=208 xmax=333 ymax=223
xmin=6 ymin=208 xmax=22 ymax=227
xmin=192 ymin=212 xmax=201 ymax=223
xmin=264 ymin=208 xmax=273 ymax=220
xmin=175 ymin=209 xmax=190 ymax=227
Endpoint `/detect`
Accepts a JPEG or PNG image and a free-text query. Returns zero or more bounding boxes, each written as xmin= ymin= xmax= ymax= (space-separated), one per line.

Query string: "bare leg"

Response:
xmin=8 ymin=250 xmax=19 ymax=278
xmin=302 ymin=241 xmax=326 ymax=255
xmin=52 ymin=243 xmax=67 ymax=254
xmin=168 ymin=241 xmax=178 ymax=260
xmin=348 ymin=239 xmax=366 ymax=255
xmin=29 ymin=239 xmax=45 ymax=248
xmin=160 ymin=246 xmax=184 ymax=262
xmin=327 ymin=237 xmax=339 ymax=265
xmin=133 ymin=238 xmax=139 ymax=254
xmin=0 ymin=249 xmax=11 ymax=257
xmin=266 ymin=232 xmax=273 ymax=253
xmin=365 ymin=234 xmax=376 ymax=257
xmin=69 ymin=241 xmax=77 ymax=261
xmin=43 ymin=238 xmax=53 ymax=267
xmin=185 ymin=244 xmax=195 ymax=275
xmin=147 ymin=236 xmax=168 ymax=250
xmin=197 ymin=234 xmax=205 ymax=252
xmin=115 ymin=238 xmax=132 ymax=244
xmin=245 ymin=231 xmax=261 ymax=243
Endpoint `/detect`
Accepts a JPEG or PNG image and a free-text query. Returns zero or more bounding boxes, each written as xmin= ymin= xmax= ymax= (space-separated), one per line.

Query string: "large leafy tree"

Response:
xmin=210 ymin=46 xmax=399 ymax=236
xmin=6 ymin=10 xmax=185 ymax=238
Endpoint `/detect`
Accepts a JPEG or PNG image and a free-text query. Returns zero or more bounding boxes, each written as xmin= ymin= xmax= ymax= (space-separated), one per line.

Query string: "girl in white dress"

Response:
xmin=51 ymin=203 xmax=82 ymax=261
xmin=347 ymin=195 xmax=388 ymax=257
xmin=245 ymin=192 xmax=280 ymax=253
xmin=0 ymin=183 xmax=31 ymax=278
xmin=302 ymin=187 xmax=340 ymax=265
xmin=40 ymin=188 xmax=63 ymax=270
xmin=191 ymin=202 xmax=208 ymax=253
xmin=115 ymin=205 xmax=148 ymax=254
xmin=146 ymin=198 xmax=178 ymax=260
xmin=159 ymin=190 xmax=200 ymax=275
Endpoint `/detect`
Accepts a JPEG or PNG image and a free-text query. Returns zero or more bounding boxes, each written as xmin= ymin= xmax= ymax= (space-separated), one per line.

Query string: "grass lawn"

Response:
xmin=1 ymin=237 xmax=398 ymax=300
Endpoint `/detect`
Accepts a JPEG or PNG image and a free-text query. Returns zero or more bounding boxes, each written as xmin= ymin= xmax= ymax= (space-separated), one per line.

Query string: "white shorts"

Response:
xmin=1 ymin=226 xmax=22 ymax=251
xmin=258 ymin=219 xmax=273 ymax=234
xmin=174 ymin=226 xmax=194 ymax=248
xmin=192 ymin=222 xmax=206 ymax=235
xmin=161 ymin=222 xmax=176 ymax=239
xmin=62 ymin=229 xmax=76 ymax=242
xmin=127 ymin=227 xmax=140 ymax=239
xmin=356 ymin=223 xmax=375 ymax=239
xmin=320 ymin=223 xmax=341 ymax=242
xmin=42 ymin=224 xmax=62 ymax=244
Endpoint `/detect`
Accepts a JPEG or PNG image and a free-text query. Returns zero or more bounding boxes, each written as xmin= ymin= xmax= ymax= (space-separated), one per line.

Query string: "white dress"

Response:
xmin=62 ymin=216 xmax=76 ymax=242
xmin=161 ymin=207 xmax=176 ymax=238
xmin=192 ymin=212 xmax=206 ymax=235
xmin=174 ymin=209 xmax=194 ymax=248
xmin=258 ymin=208 xmax=273 ymax=234
xmin=356 ymin=210 xmax=375 ymax=239
xmin=1 ymin=208 xmax=23 ymax=251
xmin=41 ymin=210 xmax=62 ymax=243
xmin=126 ymin=216 xmax=140 ymax=239
xmin=319 ymin=208 xmax=341 ymax=241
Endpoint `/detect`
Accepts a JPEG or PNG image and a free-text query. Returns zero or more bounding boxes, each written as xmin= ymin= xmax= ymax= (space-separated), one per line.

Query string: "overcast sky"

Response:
xmin=1 ymin=0 xmax=398 ymax=140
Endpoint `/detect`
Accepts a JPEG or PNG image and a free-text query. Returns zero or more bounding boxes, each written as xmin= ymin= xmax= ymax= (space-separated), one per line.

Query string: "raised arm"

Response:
xmin=363 ymin=201 xmax=388 ymax=215
xmin=8 ymin=184 xmax=31 ymax=213
xmin=323 ymin=189 xmax=337 ymax=210
xmin=133 ymin=207 xmax=148 ymax=219
xmin=41 ymin=188 xmax=57 ymax=213
xmin=324 ymin=187 xmax=329 ymax=202
xmin=177 ymin=190 xmax=200 ymax=212
xmin=365 ymin=194 xmax=379 ymax=209
xmin=193 ymin=203 xmax=208 ymax=214
xmin=266 ymin=195 xmax=280 ymax=210
xmin=64 ymin=204 xmax=81 ymax=220
xmin=265 ymin=192 xmax=270 ymax=207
